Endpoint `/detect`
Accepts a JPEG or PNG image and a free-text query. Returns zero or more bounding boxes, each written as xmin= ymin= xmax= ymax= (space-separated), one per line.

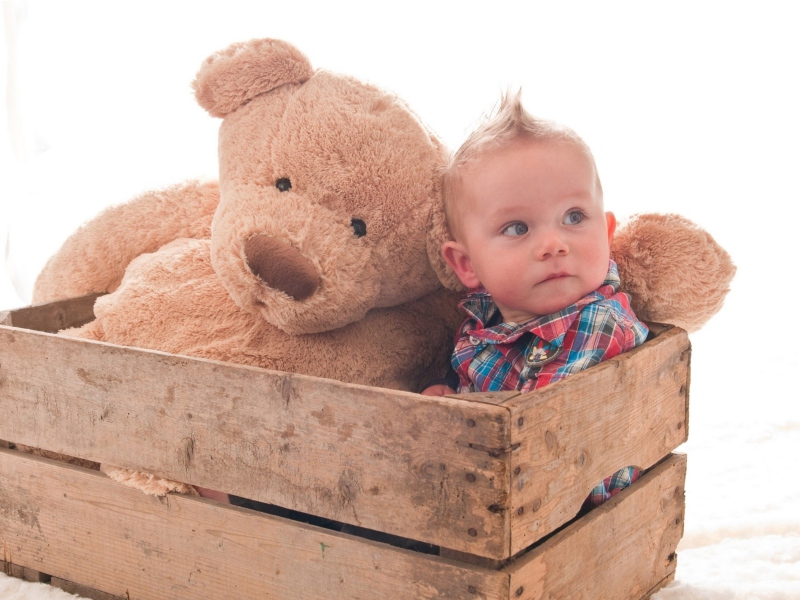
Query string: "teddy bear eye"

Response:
xmin=351 ymin=219 xmax=367 ymax=237
xmin=275 ymin=178 xmax=292 ymax=192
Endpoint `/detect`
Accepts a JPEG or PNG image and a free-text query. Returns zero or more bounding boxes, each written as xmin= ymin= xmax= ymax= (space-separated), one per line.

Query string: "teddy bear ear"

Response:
xmin=193 ymin=38 xmax=314 ymax=118
xmin=427 ymin=184 xmax=466 ymax=292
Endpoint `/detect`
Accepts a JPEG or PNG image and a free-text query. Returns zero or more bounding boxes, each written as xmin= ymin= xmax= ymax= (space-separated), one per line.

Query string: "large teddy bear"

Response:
xmin=31 ymin=38 xmax=734 ymax=495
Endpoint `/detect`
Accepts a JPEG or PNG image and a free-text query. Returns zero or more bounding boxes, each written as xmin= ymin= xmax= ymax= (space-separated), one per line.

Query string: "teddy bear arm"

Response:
xmin=32 ymin=180 xmax=220 ymax=303
xmin=611 ymin=213 xmax=735 ymax=332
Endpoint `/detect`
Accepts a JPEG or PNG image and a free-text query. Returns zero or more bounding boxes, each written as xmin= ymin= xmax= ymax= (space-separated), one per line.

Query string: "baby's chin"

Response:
xmin=527 ymin=281 xmax=596 ymax=316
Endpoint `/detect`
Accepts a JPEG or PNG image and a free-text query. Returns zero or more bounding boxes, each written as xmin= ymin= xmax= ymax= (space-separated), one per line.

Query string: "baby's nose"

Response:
xmin=536 ymin=230 xmax=569 ymax=258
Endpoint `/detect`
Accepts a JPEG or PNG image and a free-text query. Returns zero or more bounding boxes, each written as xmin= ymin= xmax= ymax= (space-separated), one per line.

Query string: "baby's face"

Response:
xmin=451 ymin=138 xmax=614 ymax=323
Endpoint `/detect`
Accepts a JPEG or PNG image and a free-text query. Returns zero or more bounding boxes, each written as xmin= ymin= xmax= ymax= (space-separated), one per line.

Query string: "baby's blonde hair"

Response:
xmin=443 ymin=90 xmax=602 ymax=238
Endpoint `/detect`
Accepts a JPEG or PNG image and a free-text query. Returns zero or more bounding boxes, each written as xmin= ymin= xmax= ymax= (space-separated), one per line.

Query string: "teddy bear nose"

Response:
xmin=244 ymin=235 xmax=320 ymax=301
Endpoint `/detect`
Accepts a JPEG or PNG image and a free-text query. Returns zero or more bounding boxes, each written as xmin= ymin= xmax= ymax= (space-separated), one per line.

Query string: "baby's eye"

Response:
xmin=502 ymin=222 xmax=528 ymax=237
xmin=563 ymin=211 xmax=585 ymax=225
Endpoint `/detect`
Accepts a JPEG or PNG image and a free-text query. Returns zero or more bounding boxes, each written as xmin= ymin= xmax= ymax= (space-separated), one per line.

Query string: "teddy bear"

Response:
xmin=29 ymin=38 xmax=735 ymax=496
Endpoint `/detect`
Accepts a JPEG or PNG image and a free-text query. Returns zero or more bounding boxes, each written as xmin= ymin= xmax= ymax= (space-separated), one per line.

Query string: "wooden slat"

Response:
xmin=643 ymin=321 xmax=674 ymax=338
xmin=1 ymin=560 xmax=124 ymax=600
xmin=446 ymin=391 xmax=521 ymax=406
xmin=0 ymin=325 xmax=512 ymax=558
xmin=0 ymin=448 xmax=508 ymax=600
xmin=1 ymin=449 xmax=686 ymax=600
xmin=0 ymin=561 xmax=50 ymax=583
xmin=50 ymin=579 xmax=126 ymax=600
xmin=503 ymin=326 xmax=689 ymax=555
xmin=0 ymin=293 xmax=100 ymax=333
xmin=504 ymin=454 xmax=686 ymax=600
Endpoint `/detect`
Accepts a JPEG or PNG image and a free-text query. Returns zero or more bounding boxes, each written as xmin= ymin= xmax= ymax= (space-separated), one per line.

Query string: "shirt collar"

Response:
xmin=459 ymin=260 xmax=621 ymax=345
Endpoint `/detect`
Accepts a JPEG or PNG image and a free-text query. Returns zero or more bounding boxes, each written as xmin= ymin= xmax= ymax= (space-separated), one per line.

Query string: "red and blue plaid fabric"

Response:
xmin=451 ymin=261 xmax=648 ymax=393
xmin=451 ymin=261 xmax=648 ymax=508
xmin=587 ymin=466 xmax=641 ymax=507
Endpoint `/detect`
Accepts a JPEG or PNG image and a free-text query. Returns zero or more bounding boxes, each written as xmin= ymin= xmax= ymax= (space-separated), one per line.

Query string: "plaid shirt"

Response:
xmin=452 ymin=261 xmax=648 ymax=393
xmin=450 ymin=261 xmax=648 ymax=507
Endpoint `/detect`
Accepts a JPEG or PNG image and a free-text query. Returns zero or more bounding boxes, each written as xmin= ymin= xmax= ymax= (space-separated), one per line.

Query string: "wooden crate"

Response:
xmin=0 ymin=295 xmax=690 ymax=599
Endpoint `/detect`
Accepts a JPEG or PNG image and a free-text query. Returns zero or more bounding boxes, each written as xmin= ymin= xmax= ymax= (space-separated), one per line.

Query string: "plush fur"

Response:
xmin=31 ymin=38 xmax=734 ymax=496
xmin=612 ymin=213 xmax=736 ymax=333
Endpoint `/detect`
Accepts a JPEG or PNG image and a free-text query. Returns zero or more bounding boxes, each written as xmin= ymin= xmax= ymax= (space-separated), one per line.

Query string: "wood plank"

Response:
xmin=0 ymin=448 xmax=509 ymax=600
xmin=505 ymin=453 xmax=686 ymax=600
xmin=643 ymin=321 xmax=674 ymax=338
xmin=0 ymin=294 xmax=100 ymax=333
xmin=0 ymin=561 xmax=50 ymax=583
xmin=446 ymin=391 xmax=522 ymax=406
xmin=50 ymin=577 xmax=133 ymax=600
xmin=2 ymin=559 xmax=124 ymax=599
xmin=0 ymin=326 xmax=512 ymax=558
xmin=642 ymin=572 xmax=678 ymax=599
xmin=504 ymin=327 xmax=690 ymax=554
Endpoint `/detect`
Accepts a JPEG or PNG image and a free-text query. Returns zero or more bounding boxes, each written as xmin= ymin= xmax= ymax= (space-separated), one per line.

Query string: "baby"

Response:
xmin=423 ymin=92 xmax=648 ymax=506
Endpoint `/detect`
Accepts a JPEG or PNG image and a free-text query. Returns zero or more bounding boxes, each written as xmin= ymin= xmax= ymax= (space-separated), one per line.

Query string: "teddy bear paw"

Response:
xmin=100 ymin=464 xmax=199 ymax=496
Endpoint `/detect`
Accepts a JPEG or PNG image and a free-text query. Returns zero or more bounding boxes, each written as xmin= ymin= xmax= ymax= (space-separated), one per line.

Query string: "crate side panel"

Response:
xmin=0 ymin=326 xmax=511 ymax=557
xmin=506 ymin=327 xmax=690 ymax=553
xmin=0 ymin=294 xmax=100 ymax=333
xmin=0 ymin=448 xmax=510 ymax=600
xmin=506 ymin=453 xmax=686 ymax=600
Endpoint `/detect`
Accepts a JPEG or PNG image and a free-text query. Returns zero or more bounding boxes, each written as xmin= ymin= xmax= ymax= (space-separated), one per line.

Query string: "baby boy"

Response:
xmin=424 ymin=92 xmax=649 ymax=506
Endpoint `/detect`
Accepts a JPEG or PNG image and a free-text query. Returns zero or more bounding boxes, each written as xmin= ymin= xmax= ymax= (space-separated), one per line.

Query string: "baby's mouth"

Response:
xmin=542 ymin=272 xmax=570 ymax=282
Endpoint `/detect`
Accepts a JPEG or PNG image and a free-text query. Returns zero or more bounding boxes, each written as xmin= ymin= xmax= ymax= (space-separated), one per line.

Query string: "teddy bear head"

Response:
xmin=193 ymin=39 xmax=454 ymax=335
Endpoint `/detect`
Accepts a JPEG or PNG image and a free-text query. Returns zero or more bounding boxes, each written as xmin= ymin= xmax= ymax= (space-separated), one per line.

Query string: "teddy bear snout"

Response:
xmin=244 ymin=234 xmax=320 ymax=301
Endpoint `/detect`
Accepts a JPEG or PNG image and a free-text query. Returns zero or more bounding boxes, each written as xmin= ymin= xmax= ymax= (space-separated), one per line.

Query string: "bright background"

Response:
xmin=1 ymin=2 xmax=798 ymax=598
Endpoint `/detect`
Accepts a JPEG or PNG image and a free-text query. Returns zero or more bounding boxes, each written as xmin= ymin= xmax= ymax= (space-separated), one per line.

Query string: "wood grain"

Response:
xmin=1 ymin=449 xmax=686 ymax=599
xmin=50 ymin=579 xmax=126 ymax=600
xmin=0 ymin=301 xmax=689 ymax=561
xmin=0 ymin=325 xmax=511 ymax=557
xmin=504 ymin=454 xmax=686 ymax=600
xmin=0 ymin=293 xmax=100 ymax=333
xmin=501 ymin=327 xmax=689 ymax=555
xmin=0 ymin=448 xmax=508 ymax=600
xmin=0 ymin=561 xmax=49 ymax=583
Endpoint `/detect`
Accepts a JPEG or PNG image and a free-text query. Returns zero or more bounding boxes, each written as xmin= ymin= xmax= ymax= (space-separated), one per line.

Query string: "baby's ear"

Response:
xmin=606 ymin=211 xmax=617 ymax=243
xmin=193 ymin=38 xmax=314 ymax=118
xmin=441 ymin=241 xmax=481 ymax=290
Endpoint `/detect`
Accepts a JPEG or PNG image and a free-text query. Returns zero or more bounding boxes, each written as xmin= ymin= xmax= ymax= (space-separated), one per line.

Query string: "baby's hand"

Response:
xmin=421 ymin=384 xmax=456 ymax=396
xmin=195 ymin=487 xmax=231 ymax=503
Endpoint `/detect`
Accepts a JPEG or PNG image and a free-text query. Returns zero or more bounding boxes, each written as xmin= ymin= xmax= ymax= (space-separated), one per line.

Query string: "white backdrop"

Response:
xmin=1 ymin=1 xmax=798 ymax=598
